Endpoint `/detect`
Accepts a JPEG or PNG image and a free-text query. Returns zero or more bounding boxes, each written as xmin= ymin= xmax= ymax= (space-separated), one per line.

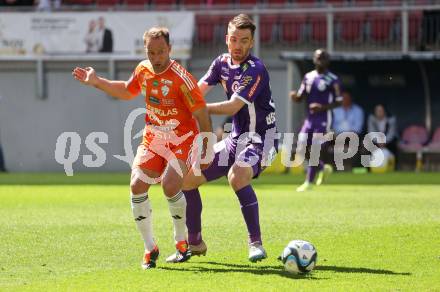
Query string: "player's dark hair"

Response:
xmin=143 ymin=27 xmax=170 ymax=46
xmin=228 ymin=14 xmax=256 ymax=38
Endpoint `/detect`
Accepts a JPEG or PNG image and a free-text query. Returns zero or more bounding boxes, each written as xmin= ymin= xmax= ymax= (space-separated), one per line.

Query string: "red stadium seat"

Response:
xmin=425 ymin=127 xmax=440 ymax=152
xmin=337 ymin=12 xmax=366 ymax=42
xmin=293 ymin=0 xmax=318 ymax=7
xmin=124 ymin=0 xmax=148 ymax=7
xmin=280 ymin=14 xmax=307 ymax=43
xmin=196 ymin=15 xmax=218 ymax=44
xmin=96 ymin=0 xmax=119 ymax=7
xmin=236 ymin=0 xmax=258 ymax=6
xmin=265 ymin=0 xmax=289 ymax=6
xmin=180 ymin=0 xmax=205 ymax=8
xmin=398 ymin=125 xmax=429 ymax=152
xmin=150 ymin=0 xmax=177 ymax=9
xmin=310 ymin=14 xmax=327 ymax=42
xmin=260 ymin=14 xmax=278 ymax=44
xmin=368 ymin=11 xmax=398 ymax=42
xmin=324 ymin=0 xmax=347 ymax=6
xmin=207 ymin=0 xmax=231 ymax=6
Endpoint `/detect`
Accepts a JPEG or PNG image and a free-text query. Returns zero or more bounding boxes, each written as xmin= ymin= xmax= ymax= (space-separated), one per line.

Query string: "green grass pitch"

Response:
xmin=1 ymin=172 xmax=439 ymax=291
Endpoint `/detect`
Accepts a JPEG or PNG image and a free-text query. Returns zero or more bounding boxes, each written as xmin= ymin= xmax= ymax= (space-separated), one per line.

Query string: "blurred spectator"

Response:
xmin=215 ymin=116 xmax=232 ymax=141
xmin=368 ymin=104 xmax=397 ymax=155
xmin=332 ymin=91 xmax=364 ymax=135
xmin=97 ymin=17 xmax=113 ymax=53
xmin=84 ymin=20 xmax=100 ymax=53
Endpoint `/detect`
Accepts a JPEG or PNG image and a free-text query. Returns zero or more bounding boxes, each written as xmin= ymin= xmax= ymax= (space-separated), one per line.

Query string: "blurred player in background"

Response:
xmin=177 ymin=14 xmax=278 ymax=263
xmin=290 ymin=49 xmax=342 ymax=192
xmin=72 ymin=27 xmax=212 ymax=269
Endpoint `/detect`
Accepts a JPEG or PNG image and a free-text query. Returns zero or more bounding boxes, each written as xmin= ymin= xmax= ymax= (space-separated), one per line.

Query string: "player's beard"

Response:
xmin=231 ymin=48 xmax=250 ymax=64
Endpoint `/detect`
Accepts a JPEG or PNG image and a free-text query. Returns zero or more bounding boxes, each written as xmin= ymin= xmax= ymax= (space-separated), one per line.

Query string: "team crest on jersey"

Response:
xmin=248 ymin=60 xmax=255 ymax=67
xmin=241 ymin=75 xmax=253 ymax=86
xmin=317 ymin=79 xmax=327 ymax=91
xmin=161 ymin=85 xmax=170 ymax=96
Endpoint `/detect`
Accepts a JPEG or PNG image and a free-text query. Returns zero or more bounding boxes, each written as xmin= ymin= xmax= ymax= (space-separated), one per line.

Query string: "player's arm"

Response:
xmin=198 ymin=80 xmax=214 ymax=96
xmin=207 ymin=96 xmax=245 ymax=116
xmin=72 ymin=67 xmax=136 ymax=100
xmin=290 ymin=79 xmax=308 ymax=102
xmin=192 ymin=106 xmax=212 ymax=135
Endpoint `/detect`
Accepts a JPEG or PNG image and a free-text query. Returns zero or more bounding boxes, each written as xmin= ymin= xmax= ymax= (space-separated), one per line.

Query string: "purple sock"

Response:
xmin=307 ymin=160 xmax=324 ymax=183
xmin=235 ymin=185 xmax=262 ymax=244
xmin=184 ymin=189 xmax=202 ymax=245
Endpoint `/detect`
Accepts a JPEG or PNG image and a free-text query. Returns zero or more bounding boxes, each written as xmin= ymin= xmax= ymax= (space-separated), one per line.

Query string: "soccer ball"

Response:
xmin=279 ymin=240 xmax=317 ymax=274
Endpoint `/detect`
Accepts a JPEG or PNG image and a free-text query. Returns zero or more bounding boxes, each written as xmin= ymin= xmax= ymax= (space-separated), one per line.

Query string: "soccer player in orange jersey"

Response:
xmin=72 ymin=27 xmax=212 ymax=270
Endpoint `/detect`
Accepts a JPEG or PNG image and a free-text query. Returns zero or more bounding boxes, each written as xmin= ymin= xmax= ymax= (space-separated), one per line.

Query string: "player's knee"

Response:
xmin=228 ymin=166 xmax=252 ymax=191
xmin=161 ymin=176 xmax=182 ymax=197
xmin=130 ymin=177 xmax=148 ymax=195
xmin=182 ymin=171 xmax=205 ymax=191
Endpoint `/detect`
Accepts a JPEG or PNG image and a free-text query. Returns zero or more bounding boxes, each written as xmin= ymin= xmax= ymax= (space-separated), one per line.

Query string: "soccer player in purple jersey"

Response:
xmin=290 ymin=49 xmax=343 ymax=192
xmin=173 ymin=14 xmax=278 ymax=263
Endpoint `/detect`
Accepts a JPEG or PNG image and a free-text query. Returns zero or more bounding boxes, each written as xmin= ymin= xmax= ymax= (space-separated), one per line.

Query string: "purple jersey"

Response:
xmin=200 ymin=53 xmax=277 ymax=142
xmin=298 ymin=70 xmax=342 ymax=131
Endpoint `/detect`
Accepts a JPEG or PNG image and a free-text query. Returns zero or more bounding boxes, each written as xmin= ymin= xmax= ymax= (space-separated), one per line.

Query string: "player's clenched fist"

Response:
xmin=290 ymin=90 xmax=302 ymax=102
xmin=72 ymin=67 xmax=98 ymax=86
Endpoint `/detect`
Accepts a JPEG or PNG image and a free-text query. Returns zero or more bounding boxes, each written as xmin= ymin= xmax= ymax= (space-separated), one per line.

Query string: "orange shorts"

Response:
xmin=132 ymin=138 xmax=194 ymax=174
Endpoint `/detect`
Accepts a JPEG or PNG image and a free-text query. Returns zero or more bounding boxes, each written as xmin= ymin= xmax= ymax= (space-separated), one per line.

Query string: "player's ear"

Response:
xmin=225 ymin=34 xmax=229 ymax=46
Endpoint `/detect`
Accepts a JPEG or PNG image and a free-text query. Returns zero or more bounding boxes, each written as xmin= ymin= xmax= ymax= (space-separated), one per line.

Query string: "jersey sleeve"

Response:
xmin=297 ymin=75 xmax=307 ymax=97
xmin=199 ymin=56 xmax=221 ymax=86
xmin=332 ymin=78 xmax=343 ymax=102
xmin=231 ymin=66 xmax=265 ymax=104
xmin=126 ymin=63 xmax=142 ymax=96
xmin=180 ymin=73 xmax=206 ymax=113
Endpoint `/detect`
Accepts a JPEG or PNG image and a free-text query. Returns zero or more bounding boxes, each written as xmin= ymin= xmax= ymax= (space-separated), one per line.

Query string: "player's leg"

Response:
xmin=316 ymin=147 xmax=333 ymax=186
xmin=312 ymin=128 xmax=332 ymax=186
xmin=182 ymin=168 xmax=207 ymax=255
xmin=131 ymin=146 xmax=163 ymax=269
xmin=182 ymin=140 xmax=233 ymax=256
xmin=296 ymin=124 xmax=314 ymax=192
xmin=160 ymin=157 xmax=193 ymax=263
xmin=131 ymin=144 xmax=164 ymax=269
xmin=229 ymin=145 xmax=267 ymax=262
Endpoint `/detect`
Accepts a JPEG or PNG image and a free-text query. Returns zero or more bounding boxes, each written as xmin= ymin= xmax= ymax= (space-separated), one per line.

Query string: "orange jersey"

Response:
xmin=127 ymin=60 xmax=206 ymax=144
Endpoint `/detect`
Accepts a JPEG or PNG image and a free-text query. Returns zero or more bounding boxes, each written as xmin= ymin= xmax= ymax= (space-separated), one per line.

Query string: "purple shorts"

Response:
xmin=202 ymin=136 xmax=277 ymax=182
xmin=300 ymin=118 xmax=329 ymax=145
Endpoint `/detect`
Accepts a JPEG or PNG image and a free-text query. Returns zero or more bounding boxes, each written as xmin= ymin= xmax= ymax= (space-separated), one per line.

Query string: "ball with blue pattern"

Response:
xmin=279 ymin=240 xmax=317 ymax=274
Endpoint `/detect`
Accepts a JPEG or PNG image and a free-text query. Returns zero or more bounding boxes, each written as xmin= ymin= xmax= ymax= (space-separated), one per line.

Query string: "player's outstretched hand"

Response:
xmin=72 ymin=67 xmax=98 ymax=86
xmin=290 ymin=90 xmax=301 ymax=102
